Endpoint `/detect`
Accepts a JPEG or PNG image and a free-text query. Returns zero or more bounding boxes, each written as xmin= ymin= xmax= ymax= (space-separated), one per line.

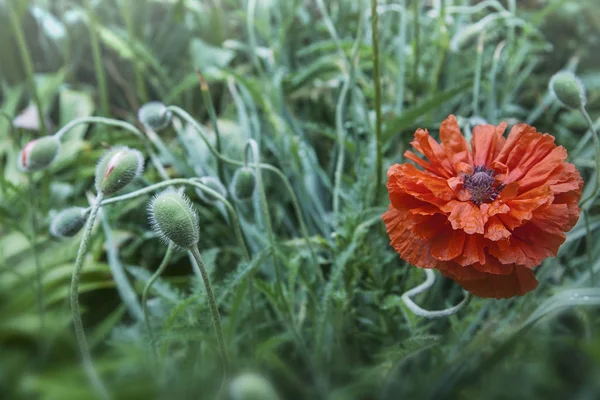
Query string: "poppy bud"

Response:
xmin=229 ymin=373 xmax=280 ymax=400
xmin=195 ymin=176 xmax=226 ymax=204
xmin=138 ymin=102 xmax=172 ymax=131
xmin=231 ymin=167 xmax=256 ymax=200
xmin=149 ymin=190 xmax=199 ymax=249
xmin=50 ymin=207 xmax=90 ymax=238
xmin=18 ymin=136 xmax=61 ymax=172
xmin=95 ymin=147 xmax=144 ymax=196
xmin=550 ymin=71 xmax=586 ymax=109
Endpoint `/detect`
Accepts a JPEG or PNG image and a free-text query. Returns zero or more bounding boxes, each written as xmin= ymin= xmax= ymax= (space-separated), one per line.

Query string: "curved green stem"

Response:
xmin=168 ymin=106 xmax=320 ymax=281
xmin=70 ymin=192 xmax=109 ymax=400
xmin=189 ymin=245 xmax=230 ymax=379
xmin=371 ymin=0 xmax=384 ymax=204
xmin=143 ymin=242 xmax=175 ymax=349
xmin=99 ymin=179 xmax=250 ymax=261
xmin=402 ymin=269 xmax=471 ymax=319
xmin=27 ymin=177 xmax=45 ymax=349
xmin=0 ymin=110 xmax=16 ymax=143
xmin=579 ymin=107 xmax=600 ymax=208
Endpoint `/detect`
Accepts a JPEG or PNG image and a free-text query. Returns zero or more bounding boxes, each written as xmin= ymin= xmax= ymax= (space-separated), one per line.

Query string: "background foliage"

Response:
xmin=1 ymin=0 xmax=600 ymax=399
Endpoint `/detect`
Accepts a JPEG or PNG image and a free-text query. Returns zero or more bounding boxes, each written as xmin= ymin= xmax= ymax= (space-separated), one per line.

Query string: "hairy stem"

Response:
xmin=143 ymin=242 xmax=175 ymax=350
xmin=70 ymin=192 xmax=109 ymax=400
xmin=579 ymin=107 xmax=600 ymax=208
xmin=189 ymin=245 xmax=230 ymax=378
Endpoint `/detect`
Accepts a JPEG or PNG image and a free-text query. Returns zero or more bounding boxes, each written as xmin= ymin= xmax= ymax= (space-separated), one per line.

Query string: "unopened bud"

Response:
xmin=195 ymin=176 xmax=227 ymax=204
xmin=50 ymin=207 xmax=89 ymax=238
xmin=231 ymin=167 xmax=256 ymax=200
xmin=138 ymin=102 xmax=172 ymax=131
xmin=550 ymin=71 xmax=586 ymax=109
xmin=95 ymin=147 xmax=144 ymax=196
xmin=149 ymin=190 xmax=199 ymax=249
xmin=229 ymin=373 xmax=280 ymax=400
xmin=18 ymin=136 xmax=60 ymax=172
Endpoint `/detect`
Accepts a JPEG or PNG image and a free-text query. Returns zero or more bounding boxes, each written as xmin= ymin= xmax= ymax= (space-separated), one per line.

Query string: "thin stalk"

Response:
xmin=246 ymin=140 xmax=287 ymax=311
xmin=120 ymin=0 xmax=148 ymax=103
xmin=472 ymin=32 xmax=485 ymax=117
xmin=143 ymin=242 xmax=175 ymax=349
xmin=196 ymin=71 xmax=226 ymax=184
xmin=85 ymin=0 xmax=110 ymax=117
xmin=488 ymin=41 xmax=506 ymax=123
xmin=371 ymin=0 xmax=384 ymax=204
xmin=168 ymin=106 xmax=320 ymax=281
xmin=70 ymin=192 xmax=109 ymax=400
xmin=189 ymin=245 xmax=230 ymax=378
xmin=8 ymin=3 xmax=46 ymax=135
xmin=412 ymin=0 xmax=420 ymax=86
xmin=402 ymin=269 xmax=471 ymax=318
xmin=579 ymin=107 xmax=600 ymax=208
xmin=99 ymin=179 xmax=250 ymax=261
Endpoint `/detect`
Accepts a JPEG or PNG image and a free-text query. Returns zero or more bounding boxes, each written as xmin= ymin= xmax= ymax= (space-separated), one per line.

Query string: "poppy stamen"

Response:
xmin=463 ymin=165 xmax=504 ymax=206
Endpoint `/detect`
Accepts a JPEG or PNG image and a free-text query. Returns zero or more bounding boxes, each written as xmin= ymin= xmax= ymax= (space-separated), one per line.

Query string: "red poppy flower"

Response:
xmin=383 ymin=115 xmax=583 ymax=299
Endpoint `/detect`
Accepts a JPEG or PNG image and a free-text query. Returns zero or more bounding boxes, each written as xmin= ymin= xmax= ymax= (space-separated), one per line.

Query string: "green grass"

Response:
xmin=1 ymin=0 xmax=600 ymax=399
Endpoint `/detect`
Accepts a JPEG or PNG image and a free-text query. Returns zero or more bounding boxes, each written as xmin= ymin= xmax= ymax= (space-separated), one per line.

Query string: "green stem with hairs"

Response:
xmin=99 ymin=179 xmax=250 ymax=261
xmin=371 ymin=0 xmax=384 ymax=204
xmin=189 ymin=245 xmax=230 ymax=378
xmin=7 ymin=3 xmax=46 ymax=135
xmin=143 ymin=242 xmax=175 ymax=350
xmin=579 ymin=107 xmax=600 ymax=208
xmin=70 ymin=192 xmax=109 ymax=400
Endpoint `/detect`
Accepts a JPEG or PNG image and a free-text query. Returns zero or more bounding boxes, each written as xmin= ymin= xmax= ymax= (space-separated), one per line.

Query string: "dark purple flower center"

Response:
xmin=463 ymin=165 xmax=505 ymax=206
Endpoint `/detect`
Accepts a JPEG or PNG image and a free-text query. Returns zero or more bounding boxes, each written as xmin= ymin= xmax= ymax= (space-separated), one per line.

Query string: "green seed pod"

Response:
xmin=149 ymin=190 xmax=199 ymax=249
xmin=138 ymin=102 xmax=172 ymax=131
xmin=550 ymin=71 xmax=586 ymax=109
xmin=50 ymin=207 xmax=89 ymax=238
xmin=229 ymin=373 xmax=280 ymax=400
xmin=195 ymin=176 xmax=227 ymax=204
xmin=231 ymin=167 xmax=256 ymax=200
xmin=18 ymin=136 xmax=60 ymax=172
xmin=95 ymin=147 xmax=144 ymax=196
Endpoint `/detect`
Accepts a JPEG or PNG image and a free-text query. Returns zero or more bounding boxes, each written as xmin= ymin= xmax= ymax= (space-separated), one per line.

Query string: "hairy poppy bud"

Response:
xmin=550 ymin=71 xmax=586 ymax=109
xmin=18 ymin=136 xmax=60 ymax=172
xmin=229 ymin=373 xmax=280 ymax=400
xmin=149 ymin=190 xmax=199 ymax=249
xmin=95 ymin=147 xmax=144 ymax=196
xmin=50 ymin=207 xmax=89 ymax=238
xmin=138 ymin=102 xmax=172 ymax=131
xmin=195 ymin=176 xmax=227 ymax=204
xmin=231 ymin=167 xmax=256 ymax=200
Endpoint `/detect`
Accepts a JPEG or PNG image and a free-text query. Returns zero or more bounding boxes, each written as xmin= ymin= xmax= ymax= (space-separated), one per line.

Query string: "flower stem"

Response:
xmin=189 ymin=245 xmax=230 ymax=378
xmin=579 ymin=107 xmax=600 ymax=208
xmin=143 ymin=242 xmax=175 ymax=350
xmin=371 ymin=0 xmax=384 ymax=204
xmin=27 ymin=177 xmax=45 ymax=351
xmin=8 ymin=3 xmax=46 ymax=135
xmin=402 ymin=269 xmax=471 ymax=319
xmin=70 ymin=192 xmax=109 ymax=400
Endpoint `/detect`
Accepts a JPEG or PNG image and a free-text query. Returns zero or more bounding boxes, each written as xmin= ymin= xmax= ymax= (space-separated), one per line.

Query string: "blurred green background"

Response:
xmin=1 ymin=0 xmax=600 ymax=399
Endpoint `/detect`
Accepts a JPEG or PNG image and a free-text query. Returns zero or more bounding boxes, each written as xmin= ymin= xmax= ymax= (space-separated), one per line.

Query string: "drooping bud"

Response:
xmin=195 ymin=176 xmax=227 ymax=204
xmin=138 ymin=102 xmax=172 ymax=131
xmin=550 ymin=71 xmax=586 ymax=109
xmin=231 ymin=167 xmax=256 ymax=201
xmin=95 ymin=147 xmax=144 ymax=196
xmin=18 ymin=136 xmax=61 ymax=172
xmin=229 ymin=373 xmax=280 ymax=400
xmin=149 ymin=190 xmax=199 ymax=249
xmin=50 ymin=207 xmax=89 ymax=238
